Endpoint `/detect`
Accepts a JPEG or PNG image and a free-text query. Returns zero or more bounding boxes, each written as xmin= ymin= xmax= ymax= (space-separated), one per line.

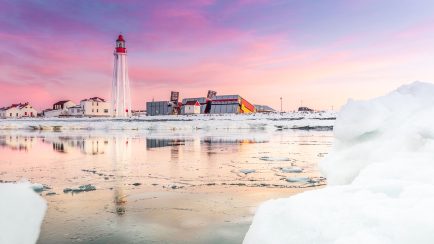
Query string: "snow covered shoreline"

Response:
xmin=0 ymin=183 xmax=47 ymax=244
xmin=244 ymin=81 xmax=434 ymax=243
xmin=0 ymin=112 xmax=335 ymax=132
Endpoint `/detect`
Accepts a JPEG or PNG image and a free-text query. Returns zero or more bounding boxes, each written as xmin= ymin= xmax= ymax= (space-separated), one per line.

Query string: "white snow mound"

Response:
xmin=244 ymin=81 xmax=434 ymax=244
xmin=0 ymin=183 xmax=47 ymax=244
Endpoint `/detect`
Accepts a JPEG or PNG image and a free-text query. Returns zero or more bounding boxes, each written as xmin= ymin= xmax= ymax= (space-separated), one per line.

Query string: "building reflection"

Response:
xmin=146 ymin=138 xmax=185 ymax=149
xmin=0 ymin=135 xmax=35 ymax=151
xmin=44 ymin=136 xmax=109 ymax=155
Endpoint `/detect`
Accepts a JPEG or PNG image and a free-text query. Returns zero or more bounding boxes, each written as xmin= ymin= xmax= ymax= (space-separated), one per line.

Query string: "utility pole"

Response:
xmin=280 ymin=97 xmax=283 ymax=113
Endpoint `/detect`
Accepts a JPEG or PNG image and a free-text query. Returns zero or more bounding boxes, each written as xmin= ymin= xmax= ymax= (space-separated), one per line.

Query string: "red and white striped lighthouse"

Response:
xmin=111 ymin=34 xmax=132 ymax=117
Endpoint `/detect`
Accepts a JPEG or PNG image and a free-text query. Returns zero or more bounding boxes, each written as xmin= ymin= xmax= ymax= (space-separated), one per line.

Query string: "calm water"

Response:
xmin=0 ymin=129 xmax=333 ymax=243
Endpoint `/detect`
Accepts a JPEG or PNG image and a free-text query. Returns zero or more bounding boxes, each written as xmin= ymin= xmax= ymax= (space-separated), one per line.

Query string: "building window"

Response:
xmin=97 ymin=102 xmax=99 ymax=106
xmin=16 ymin=113 xmax=18 ymax=117
xmin=96 ymin=109 xmax=99 ymax=113
xmin=92 ymin=102 xmax=94 ymax=106
xmin=92 ymin=109 xmax=94 ymax=113
xmin=25 ymin=112 xmax=27 ymax=116
xmin=104 ymin=109 xmax=108 ymax=113
xmin=9 ymin=113 xmax=12 ymax=117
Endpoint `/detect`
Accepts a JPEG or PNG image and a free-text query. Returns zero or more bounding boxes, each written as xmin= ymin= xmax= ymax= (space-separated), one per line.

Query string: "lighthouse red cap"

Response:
xmin=117 ymin=34 xmax=125 ymax=42
xmin=115 ymin=34 xmax=126 ymax=54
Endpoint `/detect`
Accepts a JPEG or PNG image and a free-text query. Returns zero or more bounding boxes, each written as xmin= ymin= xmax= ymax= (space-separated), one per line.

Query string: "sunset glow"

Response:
xmin=2 ymin=0 xmax=434 ymax=111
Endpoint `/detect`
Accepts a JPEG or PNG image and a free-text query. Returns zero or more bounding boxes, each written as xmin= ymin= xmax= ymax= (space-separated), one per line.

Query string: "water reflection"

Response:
xmin=47 ymin=137 xmax=108 ymax=155
xmin=111 ymin=136 xmax=132 ymax=216
xmin=146 ymin=138 xmax=186 ymax=149
xmin=0 ymin=135 xmax=35 ymax=151
xmin=0 ymin=129 xmax=333 ymax=244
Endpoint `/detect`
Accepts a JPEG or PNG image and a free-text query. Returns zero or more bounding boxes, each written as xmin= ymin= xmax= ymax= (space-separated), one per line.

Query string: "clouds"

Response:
xmin=1 ymin=0 xmax=434 ymax=111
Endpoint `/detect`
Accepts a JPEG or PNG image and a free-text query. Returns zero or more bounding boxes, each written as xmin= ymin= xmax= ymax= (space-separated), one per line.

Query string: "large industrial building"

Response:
xmin=146 ymin=101 xmax=178 ymax=116
xmin=146 ymin=91 xmax=256 ymax=116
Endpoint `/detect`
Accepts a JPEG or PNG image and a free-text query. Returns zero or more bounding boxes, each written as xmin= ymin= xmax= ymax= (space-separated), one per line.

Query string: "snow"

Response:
xmin=244 ymin=81 xmax=434 ymax=244
xmin=0 ymin=112 xmax=335 ymax=132
xmin=0 ymin=183 xmax=47 ymax=244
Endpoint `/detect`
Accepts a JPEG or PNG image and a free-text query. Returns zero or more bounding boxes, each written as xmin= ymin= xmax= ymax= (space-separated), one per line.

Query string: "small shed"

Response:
xmin=184 ymin=100 xmax=201 ymax=114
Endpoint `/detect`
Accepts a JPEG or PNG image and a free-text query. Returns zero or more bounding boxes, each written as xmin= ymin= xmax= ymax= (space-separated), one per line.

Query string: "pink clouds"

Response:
xmin=2 ymin=0 xmax=434 ymax=112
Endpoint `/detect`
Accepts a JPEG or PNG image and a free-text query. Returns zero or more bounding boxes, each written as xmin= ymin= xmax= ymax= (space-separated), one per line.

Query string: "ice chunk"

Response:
xmin=30 ymin=183 xmax=44 ymax=192
xmin=240 ymin=169 xmax=256 ymax=174
xmin=0 ymin=183 xmax=47 ymax=244
xmin=259 ymin=156 xmax=290 ymax=162
xmin=280 ymin=167 xmax=303 ymax=173
xmin=285 ymin=177 xmax=309 ymax=183
xmin=244 ymin=81 xmax=434 ymax=243
xmin=63 ymin=184 xmax=96 ymax=193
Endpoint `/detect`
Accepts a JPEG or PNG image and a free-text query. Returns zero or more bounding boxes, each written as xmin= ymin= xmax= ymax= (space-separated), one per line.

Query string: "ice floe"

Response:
xmin=63 ymin=184 xmax=96 ymax=193
xmin=280 ymin=166 xmax=303 ymax=173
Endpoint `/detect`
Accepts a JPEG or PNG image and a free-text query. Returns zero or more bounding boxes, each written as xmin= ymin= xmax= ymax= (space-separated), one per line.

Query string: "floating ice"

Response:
xmin=63 ymin=184 xmax=96 ymax=193
xmin=244 ymin=81 xmax=434 ymax=243
xmin=30 ymin=183 xmax=44 ymax=192
xmin=0 ymin=183 xmax=47 ymax=244
xmin=240 ymin=169 xmax=256 ymax=174
xmin=280 ymin=166 xmax=303 ymax=173
xmin=259 ymin=156 xmax=290 ymax=162
xmin=285 ymin=177 xmax=310 ymax=183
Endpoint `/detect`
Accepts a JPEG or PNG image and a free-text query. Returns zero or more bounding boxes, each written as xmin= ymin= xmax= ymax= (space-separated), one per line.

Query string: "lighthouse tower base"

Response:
xmin=111 ymin=35 xmax=132 ymax=118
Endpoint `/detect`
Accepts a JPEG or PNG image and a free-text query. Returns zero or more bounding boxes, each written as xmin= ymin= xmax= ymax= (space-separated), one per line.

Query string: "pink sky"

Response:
xmin=2 ymin=0 xmax=434 ymax=111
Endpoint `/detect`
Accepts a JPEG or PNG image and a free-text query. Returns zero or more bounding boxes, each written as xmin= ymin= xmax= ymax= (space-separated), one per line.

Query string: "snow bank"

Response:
xmin=0 ymin=183 xmax=47 ymax=244
xmin=0 ymin=112 xmax=335 ymax=132
xmin=244 ymin=81 xmax=434 ymax=244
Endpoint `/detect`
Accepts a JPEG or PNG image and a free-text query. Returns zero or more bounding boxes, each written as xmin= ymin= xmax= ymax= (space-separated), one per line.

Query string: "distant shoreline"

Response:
xmin=0 ymin=112 xmax=336 ymax=132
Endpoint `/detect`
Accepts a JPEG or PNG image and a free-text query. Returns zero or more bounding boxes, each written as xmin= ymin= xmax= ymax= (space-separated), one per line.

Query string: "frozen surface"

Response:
xmin=244 ymin=81 xmax=434 ymax=244
xmin=0 ymin=112 xmax=335 ymax=132
xmin=0 ymin=183 xmax=47 ymax=244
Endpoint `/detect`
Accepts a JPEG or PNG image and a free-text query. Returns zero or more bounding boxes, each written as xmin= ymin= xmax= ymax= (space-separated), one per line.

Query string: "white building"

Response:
xmin=67 ymin=105 xmax=83 ymax=117
xmin=44 ymin=100 xmax=76 ymax=118
xmin=0 ymin=103 xmax=38 ymax=119
xmin=80 ymin=97 xmax=111 ymax=117
xmin=183 ymin=100 xmax=201 ymax=114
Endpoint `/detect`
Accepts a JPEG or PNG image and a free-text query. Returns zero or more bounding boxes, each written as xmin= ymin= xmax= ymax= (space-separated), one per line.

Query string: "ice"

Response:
xmin=259 ymin=156 xmax=291 ymax=162
xmin=0 ymin=112 xmax=335 ymax=132
xmin=285 ymin=177 xmax=310 ymax=183
xmin=63 ymin=184 xmax=96 ymax=193
xmin=240 ymin=169 xmax=256 ymax=175
xmin=280 ymin=166 xmax=303 ymax=173
xmin=244 ymin=81 xmax=434 ymax=243
xmin=0 ymin=183 xmax=47 ymax=244
xmin=30 ymin=183 xmax=44 ymax=192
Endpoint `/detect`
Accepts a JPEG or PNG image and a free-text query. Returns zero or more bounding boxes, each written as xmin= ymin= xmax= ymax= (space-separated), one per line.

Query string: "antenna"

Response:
xmin=280 ymin=97 xmax=283 ymax=113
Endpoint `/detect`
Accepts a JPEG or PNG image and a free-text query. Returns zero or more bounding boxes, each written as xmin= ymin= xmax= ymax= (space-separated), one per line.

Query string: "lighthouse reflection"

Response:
xmin=110 ymin=136 xmax=131 ymax=216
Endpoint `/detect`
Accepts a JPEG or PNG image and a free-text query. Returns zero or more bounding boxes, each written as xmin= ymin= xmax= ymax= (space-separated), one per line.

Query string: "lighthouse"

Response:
xmin=111 ymin=34 xmax=132 ymax=117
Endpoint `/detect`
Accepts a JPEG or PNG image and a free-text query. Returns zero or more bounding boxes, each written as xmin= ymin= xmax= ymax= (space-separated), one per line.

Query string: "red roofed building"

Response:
xmin=0 ymin=103 xmax=38 ymax=119
xmin=184 ymin=100 xmax=201 ymax=114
